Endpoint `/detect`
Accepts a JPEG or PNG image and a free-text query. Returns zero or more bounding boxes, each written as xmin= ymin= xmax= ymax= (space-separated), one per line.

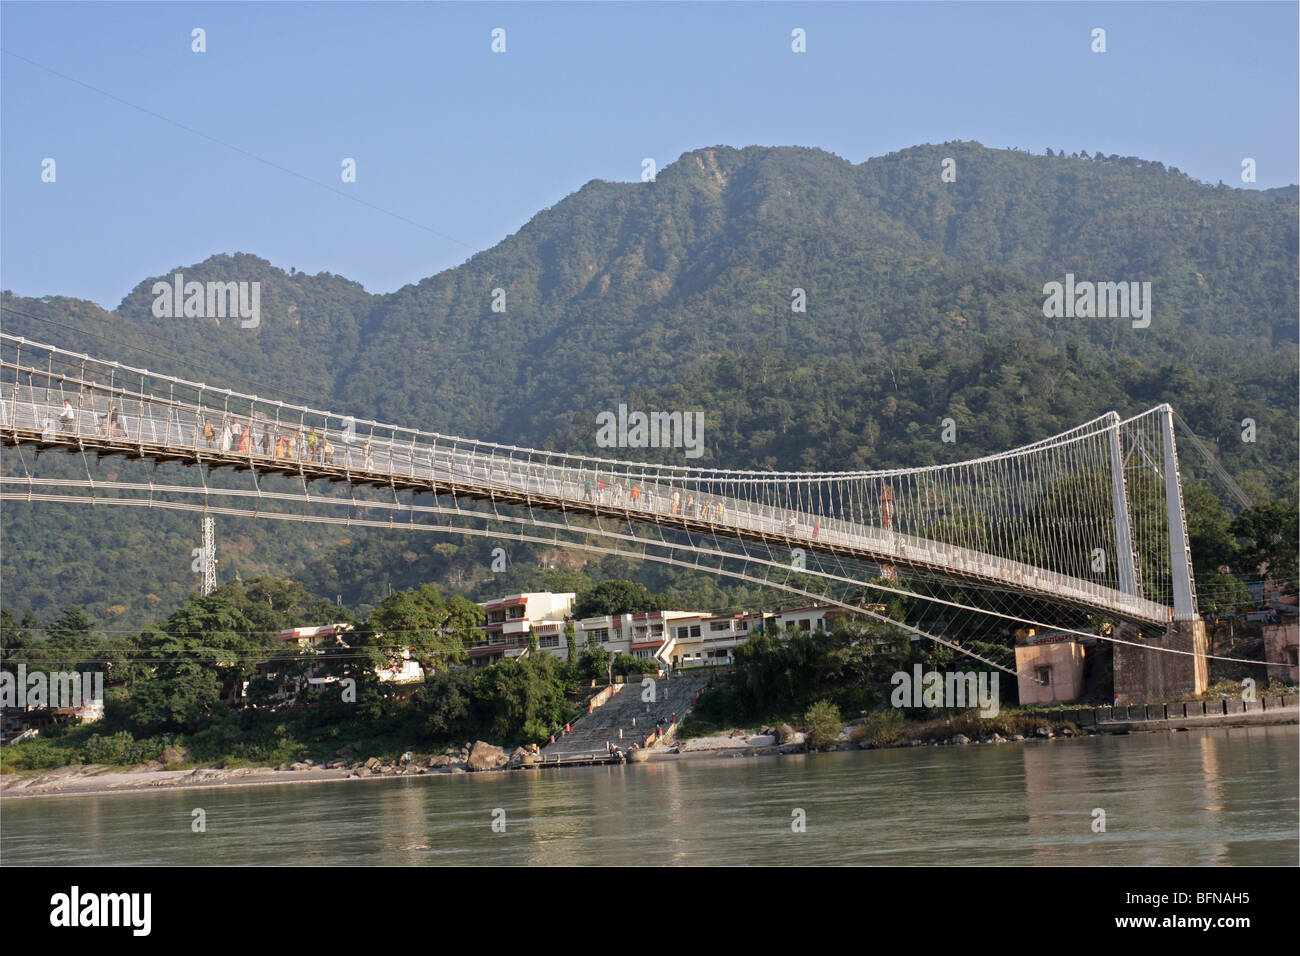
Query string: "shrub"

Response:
xmin=83 ymin=731 xmax=135 ymax=764
xmin=862 ymin=709 xmax=906 ymax=746
xmin=803 ymin=700 xmax=843 ymax=750
xmin=520 ymin=718 xmax=551 ymax=745
xmin=3 ymin=739 xmax=73 ymax=771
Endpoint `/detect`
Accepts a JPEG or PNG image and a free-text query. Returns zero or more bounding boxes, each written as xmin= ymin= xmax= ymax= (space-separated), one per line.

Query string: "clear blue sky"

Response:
xmin=2 ymin=1 xmax=1296 ymax=308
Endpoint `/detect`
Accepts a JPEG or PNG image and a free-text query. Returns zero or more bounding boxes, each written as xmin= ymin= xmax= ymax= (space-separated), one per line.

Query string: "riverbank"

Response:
xmin=7 ymin=704 xmax=1294 ymax=799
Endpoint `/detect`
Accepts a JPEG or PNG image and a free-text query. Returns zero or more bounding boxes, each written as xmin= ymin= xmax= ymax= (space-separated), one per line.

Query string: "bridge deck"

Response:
xmin=1 ymin=383 xmax=1173 ymax=626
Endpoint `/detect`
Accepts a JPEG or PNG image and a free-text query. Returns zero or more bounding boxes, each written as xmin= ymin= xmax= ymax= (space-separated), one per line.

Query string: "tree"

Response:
xmin=564 ymin=620 xmax=578 ymax=665
xmin=414 ymin=669 xmax=478 ymax=738
xmin=367 ymin=584 xmax=480 ymax=676
xmin=1229 ymin=499 xmax=1299 ymax=591
xmin=612 ymin=653 xmax=657 ymax=677
xmin=572 ymin=580 xmax=667 ymax=618
xmin=577 ymin=639 xmax=611 ymax=682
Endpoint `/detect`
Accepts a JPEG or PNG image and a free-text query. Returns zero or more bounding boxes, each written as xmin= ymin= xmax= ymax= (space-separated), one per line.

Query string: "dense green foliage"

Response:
xmin=1 ymin=578 xmax=590 ymax=769
xmin=571 ymin=579 xmax=670 ymax=618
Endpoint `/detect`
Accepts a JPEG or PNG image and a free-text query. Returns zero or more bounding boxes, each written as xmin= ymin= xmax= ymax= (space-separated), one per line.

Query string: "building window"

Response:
xmin=710 ymin=621 xmax=729 ymax=632
xmin=690 ymin=625 xmax=701 ymax=638
xmin=800 ymin=619 xmax=811 ymax=630
xmin=1036 ymin=667 xmax=1052 ymax=686
xmin=540 ymin=635 xmax=559 ymax=648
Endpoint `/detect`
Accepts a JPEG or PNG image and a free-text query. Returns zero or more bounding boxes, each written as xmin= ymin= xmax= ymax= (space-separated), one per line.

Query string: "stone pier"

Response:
xmin=1113 ymin=619 xmax=1208 ymax=705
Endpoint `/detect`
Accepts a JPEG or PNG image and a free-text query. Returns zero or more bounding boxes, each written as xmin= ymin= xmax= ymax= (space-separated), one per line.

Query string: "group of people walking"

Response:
xmin=200 ymin=417 xmax=339 ymax=462
xmin=195 ymin=417 xmax=382 ymax=470
xmin=580 ymin=476 xmax=728 ymax=523
xmin=58 ymin=397 xmax=128 ymax=439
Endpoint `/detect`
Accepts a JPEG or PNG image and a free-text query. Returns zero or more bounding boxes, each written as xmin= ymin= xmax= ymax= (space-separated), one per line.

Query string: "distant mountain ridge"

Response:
xmin=2 ymin=141 xmax=1296 ymax=623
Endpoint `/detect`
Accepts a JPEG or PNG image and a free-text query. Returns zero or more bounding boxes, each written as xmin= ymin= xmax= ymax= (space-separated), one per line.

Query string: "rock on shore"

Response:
xmin=467 ymin=741 xmax=508 ymax=771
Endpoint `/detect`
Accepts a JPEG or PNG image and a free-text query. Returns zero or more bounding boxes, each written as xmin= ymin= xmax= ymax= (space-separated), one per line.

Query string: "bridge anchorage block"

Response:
xmin=1112 ymin=619 xmax=1208 ymax=706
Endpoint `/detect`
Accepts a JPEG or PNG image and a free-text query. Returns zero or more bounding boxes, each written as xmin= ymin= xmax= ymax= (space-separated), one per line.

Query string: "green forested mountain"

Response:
xmin=2 ymin=141 xmax=1296 ymax=625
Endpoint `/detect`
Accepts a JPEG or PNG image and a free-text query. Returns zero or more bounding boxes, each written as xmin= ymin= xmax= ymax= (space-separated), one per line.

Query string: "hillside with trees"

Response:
xmin=2 ymin=141 xmax=1296 ymax=624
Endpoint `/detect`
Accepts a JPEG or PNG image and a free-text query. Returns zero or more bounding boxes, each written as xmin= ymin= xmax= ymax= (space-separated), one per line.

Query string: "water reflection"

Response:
xmin=2 ymin=727 xmax=1294 ymax=866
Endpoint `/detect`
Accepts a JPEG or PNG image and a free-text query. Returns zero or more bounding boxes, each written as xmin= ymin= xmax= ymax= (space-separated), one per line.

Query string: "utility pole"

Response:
xmin=201 ymin=515 xmax=217 ymax=596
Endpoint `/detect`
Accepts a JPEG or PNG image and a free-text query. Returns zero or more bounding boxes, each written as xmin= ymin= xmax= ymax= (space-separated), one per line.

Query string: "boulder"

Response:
xmin=290 ymin=762 xmax=311 ymax=771
xmin=467 ymin=741 xmax=508 ymax=772
xmin=363 ymin=757 xmax=382 ymax=769
xmin=1060 ymin=726 xmax=1076 ymax=737
xmin=746 ymin=734 xmax=776 ymax=747
xmin=950 ymin=734 xmax=970 ymax=745
xmin=1035 ymin=727 xmax=1052 ymax=738
xmin=776 ymin=724 xmax=797 ymax=745
xmin=856 ymin=739 xmax=874 ymax=750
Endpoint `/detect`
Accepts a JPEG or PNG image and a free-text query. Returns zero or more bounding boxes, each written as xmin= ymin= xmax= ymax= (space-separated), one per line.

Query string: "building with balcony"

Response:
xmin=577 ymin=610 xmax=701 ymax=664
xmin=668 ymin=611 xmax=768 ymax=667
xmin=471 ymin=592 xmax=576 ymax=666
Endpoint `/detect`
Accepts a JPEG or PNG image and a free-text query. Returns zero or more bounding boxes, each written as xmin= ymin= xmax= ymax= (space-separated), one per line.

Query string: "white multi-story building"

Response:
xmin=577 ymin=610 xmax=702 ymax=663
xmin=770 ymin=605 xmax=844 ymax=634
xmin=667 ymin=611 xmax=769 ymax=667
xmin=470 ymin=592 xmax=576 ymax=666
xmin=267 ymin=622 xmax=424 ymax=692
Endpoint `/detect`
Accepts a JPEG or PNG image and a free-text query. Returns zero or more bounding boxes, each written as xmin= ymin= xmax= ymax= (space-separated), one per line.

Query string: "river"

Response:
xmin=3 ymin=726 xmax=1296 ymax=865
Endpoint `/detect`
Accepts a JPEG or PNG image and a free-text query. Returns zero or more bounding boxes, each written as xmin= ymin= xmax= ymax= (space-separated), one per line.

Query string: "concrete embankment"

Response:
xmin=1032 ymin=694 xmax=1298 ymax=734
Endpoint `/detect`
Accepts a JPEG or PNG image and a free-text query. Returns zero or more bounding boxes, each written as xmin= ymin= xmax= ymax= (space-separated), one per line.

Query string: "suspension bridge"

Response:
xmin=0 ymin=333 xmax=1210 ymax=694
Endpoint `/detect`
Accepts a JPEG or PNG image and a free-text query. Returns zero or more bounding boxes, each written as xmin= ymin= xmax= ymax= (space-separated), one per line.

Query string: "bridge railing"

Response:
xmin=1 ymin=378 xmax=1171 ymax=624
xmin=0 ymin=334 xmax=1176 ymax=624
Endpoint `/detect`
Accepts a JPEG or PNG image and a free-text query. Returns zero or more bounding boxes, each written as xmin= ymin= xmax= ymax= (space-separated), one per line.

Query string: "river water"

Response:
xmin=3 ymin=726 xmax=1296 ymax=865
